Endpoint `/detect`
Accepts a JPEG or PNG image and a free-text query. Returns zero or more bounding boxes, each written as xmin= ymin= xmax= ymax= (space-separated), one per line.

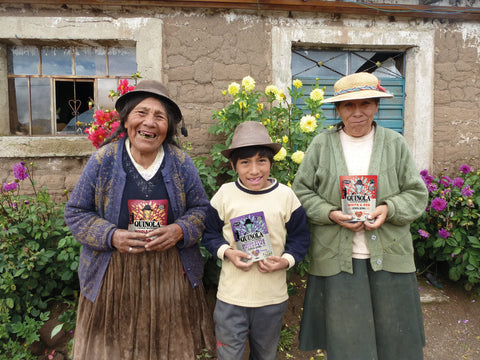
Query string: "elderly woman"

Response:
xmin=65 ymin=80 xmax=215 ymax=359
xmin=293 ymin=72 xmax=428 ymax=360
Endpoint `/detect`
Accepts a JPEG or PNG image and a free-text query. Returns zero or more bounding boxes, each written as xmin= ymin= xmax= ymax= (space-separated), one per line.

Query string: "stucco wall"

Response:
xmin=1 ymin=5 xmax=479 ymax=197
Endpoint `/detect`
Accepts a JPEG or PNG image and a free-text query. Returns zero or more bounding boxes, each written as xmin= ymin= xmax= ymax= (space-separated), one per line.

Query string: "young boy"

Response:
xmin=202 ymin=121 xmax=310 ymax=360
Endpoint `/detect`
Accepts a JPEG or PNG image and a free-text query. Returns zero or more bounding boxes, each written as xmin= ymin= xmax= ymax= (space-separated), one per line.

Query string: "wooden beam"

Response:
xmin=3 ymin=0 xmax=480 ymax=21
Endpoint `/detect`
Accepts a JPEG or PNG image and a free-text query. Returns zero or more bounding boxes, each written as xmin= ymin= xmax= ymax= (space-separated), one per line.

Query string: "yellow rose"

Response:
xmin=228 ymin=82 xmax=240 ymax=96
xmin=257 ymin=103 xmax=264 ymax=111
xmin=273 ymin=147 xmax=287 ymax=161
xmin=265 ymin=85 xmax=280 ymax=96
xmin=293 ymin=79 xmax=303 ymax=89
xmin=282 ymin=135 xmax=288 ymax=143
xmin=300 ymin=115 xmax=318 ymax=133
xmin=291 ymin=150 xmax=305 ymax=164
xmin=242 ymin=76 xmax=256 ymax=92
xmin=310 ymin=88 xmax=324 ymax=102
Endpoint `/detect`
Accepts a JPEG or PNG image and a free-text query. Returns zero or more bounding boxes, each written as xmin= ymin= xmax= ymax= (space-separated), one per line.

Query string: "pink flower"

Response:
xmin=418 ymin=229 xmax=430 ymax=238
xmin=452 ymin=177 xmax=464 ymax=188
xmin=117 ymin=79 xmax=135 ymax=95
xmin=459 ymin=164 xmax=471 ymax=174
xmin=13 ymin=161 xmax=29 ymax=181
xmin=461 ymin=185 xmax=473 ymax=197
xmin=431 ymin=197 xmax=447 ymax=212
xmin=3 ymin=182 xmax=18 ymax=192
xmin=438 ymin=228 xmax=450 ymax=239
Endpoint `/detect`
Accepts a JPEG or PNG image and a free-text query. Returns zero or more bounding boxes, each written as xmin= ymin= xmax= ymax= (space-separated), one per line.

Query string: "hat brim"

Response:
xmin=322 ymin=90 xmax=393 ymax=104
xmin=221 ymin=143 xmax=282 ymax=158
xmin=115 ymin=89 xmax=183 ymax=123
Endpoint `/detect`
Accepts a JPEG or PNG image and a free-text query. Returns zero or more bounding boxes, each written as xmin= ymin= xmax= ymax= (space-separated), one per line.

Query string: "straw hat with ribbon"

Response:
xmin=322 ymin=72 xmax=393 ymax=104
xmin=221 ymin=121 xmax=282 ymax=158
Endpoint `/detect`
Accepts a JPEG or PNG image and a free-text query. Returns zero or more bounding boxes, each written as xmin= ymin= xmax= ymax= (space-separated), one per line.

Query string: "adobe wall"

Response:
xmin=1 ymin=6 xmax=479 ymax=198
xmin=433 ymin=27 xmax=480 ymax=174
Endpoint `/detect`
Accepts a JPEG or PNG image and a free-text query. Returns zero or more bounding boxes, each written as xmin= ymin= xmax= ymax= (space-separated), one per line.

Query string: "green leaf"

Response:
xmin=6 ymin=298 xmax=14 ymax=309
xmin=51 ymin=324 xmax=63 ymax=338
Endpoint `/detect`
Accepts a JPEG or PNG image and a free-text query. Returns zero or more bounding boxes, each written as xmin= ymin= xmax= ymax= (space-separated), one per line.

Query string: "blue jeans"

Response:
xmin=214 ymin=299 xmax=288 ymax=360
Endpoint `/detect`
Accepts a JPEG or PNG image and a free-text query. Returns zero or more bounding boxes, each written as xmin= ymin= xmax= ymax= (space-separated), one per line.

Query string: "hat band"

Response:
xmin=334 ymin=84 xmax=386 ymax=96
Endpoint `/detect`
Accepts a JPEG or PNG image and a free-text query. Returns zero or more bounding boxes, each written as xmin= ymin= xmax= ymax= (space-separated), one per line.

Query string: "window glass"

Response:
xmin=97 ymin=79 xmax=119 ymax=109
xmin=108 ymin=47 xmax=137 ymax=76
xmin=42 ymin=47 xmax=73 ymax=75
xmin=31 ymin=78 xmax=52 ymax=135
xmin=13 ymin=78 xmax=30 ymax=135
xmin=75 ymin=47 xmax=107 ymax=76
xmin=8 ymin=46 xmax=39 ymax=75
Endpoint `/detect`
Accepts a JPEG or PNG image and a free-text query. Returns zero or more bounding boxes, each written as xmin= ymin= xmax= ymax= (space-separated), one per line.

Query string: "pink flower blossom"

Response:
xmin=13 ymin=161 xmax=28 ymax=181
xmin=452 ymin=177 xmax=464 ymax=188
xmin=438 ymin=228 xmax=450 ymax=239
xmin=418 ymin=229 xmax=430 ymax=238
xmin=461 ymin=185 xmax=473 ymax=197
xmin=459 ymin=164 xmax=471 ymax=174
xmin=431 ymin=197 xmax=447 ymax=212
xmin=2 ymin=182 xmax=18 ymax=192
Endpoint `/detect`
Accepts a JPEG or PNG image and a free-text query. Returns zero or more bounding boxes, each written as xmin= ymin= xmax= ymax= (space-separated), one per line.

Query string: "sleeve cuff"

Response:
xmin=282 ymin=253 xmax=296 ymax=269
xmin=217 ymin=244 xmax=232 ymax=260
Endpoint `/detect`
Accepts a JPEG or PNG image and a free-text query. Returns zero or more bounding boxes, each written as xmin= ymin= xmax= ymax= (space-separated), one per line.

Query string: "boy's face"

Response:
xmin=231 ymin=153 xmax=271 ymax=191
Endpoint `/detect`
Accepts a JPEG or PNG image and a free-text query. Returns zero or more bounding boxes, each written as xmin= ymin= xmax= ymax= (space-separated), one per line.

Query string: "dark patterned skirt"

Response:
xmin=73 ymin=248 xmax=215 ymax=360
xmin=299 ymin=258 xmax=425 ymax=360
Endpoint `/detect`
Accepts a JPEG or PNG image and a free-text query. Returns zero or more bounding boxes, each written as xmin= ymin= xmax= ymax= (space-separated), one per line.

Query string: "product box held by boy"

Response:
xmin=339 ymin=175 xmax=377 ymax=222
xmin=128 ymin=199 xmax=168 ymax=233
xmin=230 ymin=211 xmax=274 ymax=262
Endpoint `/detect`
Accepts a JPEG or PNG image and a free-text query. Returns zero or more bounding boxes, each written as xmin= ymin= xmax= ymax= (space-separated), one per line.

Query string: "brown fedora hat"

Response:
xmin=322 ymin=72 xmax=393 ymax=104
xmin=115 ymin=80 xmax=182 ymax=123
xmin=221 ymin=121 xmax=282 ymax=158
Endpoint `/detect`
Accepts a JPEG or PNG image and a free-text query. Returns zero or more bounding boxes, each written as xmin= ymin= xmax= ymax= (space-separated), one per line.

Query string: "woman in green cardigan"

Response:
xmin=293 ymin=72 xmax=428 ymax=360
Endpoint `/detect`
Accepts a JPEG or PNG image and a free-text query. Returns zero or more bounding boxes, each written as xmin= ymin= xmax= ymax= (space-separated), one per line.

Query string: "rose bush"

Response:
xmin=195 ymin=75 xmax=326 ymax=198
xmin=411 ymin=164 xmax=480 ymax=290
xmin=1 ymin=162 xmax=80 ymax=359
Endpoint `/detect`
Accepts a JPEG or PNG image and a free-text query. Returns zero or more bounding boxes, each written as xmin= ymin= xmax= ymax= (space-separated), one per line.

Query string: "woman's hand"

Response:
xmin=112 ymin=229 xmax=149 ymax=254
xmin=329 ymin=210 xmax=365 ymax=232
xmin=257 ymin=256 xmax=289 ymax=273
xmin=224 ymin=248 xmax=254 ymax=271
xmin=144 ymin=224 xmax=184 ymax=252
xmin=364 ymin=204 xmax=388 ymax=231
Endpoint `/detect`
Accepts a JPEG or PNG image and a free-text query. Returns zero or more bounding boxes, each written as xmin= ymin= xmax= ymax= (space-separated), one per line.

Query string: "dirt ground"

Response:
xmin=279 ymin=273 xmax=480 ymax=360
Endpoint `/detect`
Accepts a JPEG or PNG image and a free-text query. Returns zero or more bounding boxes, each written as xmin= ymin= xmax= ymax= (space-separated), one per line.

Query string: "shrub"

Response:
xmin=0 ymin=162 xmax=80 ymax=358
xmin=202 ymin=75 xmax=326 ymax=198
xmin=411 ymin=165 xmax=480 ymax=290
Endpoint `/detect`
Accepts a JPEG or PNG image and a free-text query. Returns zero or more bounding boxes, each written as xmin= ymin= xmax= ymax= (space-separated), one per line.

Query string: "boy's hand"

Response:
xmin=224 ymin=248 xmax=254 ymax=271
xmin=257 ymin=256 xmax=289 ymax=273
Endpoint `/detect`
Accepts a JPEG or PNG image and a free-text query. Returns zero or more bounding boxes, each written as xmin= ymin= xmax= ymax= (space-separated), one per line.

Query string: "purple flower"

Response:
xmin=439 ymin=176 xmax=452 ymax=187
xmin=2 ymin=182 xmax=18 ymax=192
xmin=438 ymin=228 xmax=450 ymax=238
xmin=431 ymin=197 xmax=447 ymax=212
xmin=461 ymin=185 xmax=474 ymax=197
xmin=459 ymin=164 xmax=471 ymax=174
xmin=420 ymin=169 xmax=429 ymax=177
xmin=452 ymin=177 xmax=464 ymax=188
xmin=427 ymin=183 xmax=438 ymax=193
xmin=13 ymin=161 xmax=29 ymax=181
xmin=418 ymin=229 xmax=430 ymax=238
xmin=422 ymin=174 xmax=435 ymax=186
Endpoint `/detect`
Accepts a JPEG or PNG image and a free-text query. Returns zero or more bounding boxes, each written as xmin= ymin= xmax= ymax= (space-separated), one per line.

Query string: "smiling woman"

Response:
xmin=64 ymin=80 xmax=215 ymax=359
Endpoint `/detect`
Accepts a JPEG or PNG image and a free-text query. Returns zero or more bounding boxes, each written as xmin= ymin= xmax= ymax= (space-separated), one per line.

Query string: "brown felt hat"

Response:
xmin=221 ymin=121 xmax=282 ymax=158
xmin=322 ymin=72 xmax=393 ymax=104
xmin=115 ymin=80 xmax=183 ymax=123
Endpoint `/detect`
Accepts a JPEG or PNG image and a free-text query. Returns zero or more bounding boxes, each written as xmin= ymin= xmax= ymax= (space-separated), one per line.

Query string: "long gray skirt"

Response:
xmin=299 ymin=258 xmax=425 ymax=360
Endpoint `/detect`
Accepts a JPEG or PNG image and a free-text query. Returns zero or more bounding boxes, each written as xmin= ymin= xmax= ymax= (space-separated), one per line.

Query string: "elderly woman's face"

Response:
xmin=125 ymin=97 xmax=168 ymax=159
xmin=337 ymin=99 xmax=379 ymax=137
